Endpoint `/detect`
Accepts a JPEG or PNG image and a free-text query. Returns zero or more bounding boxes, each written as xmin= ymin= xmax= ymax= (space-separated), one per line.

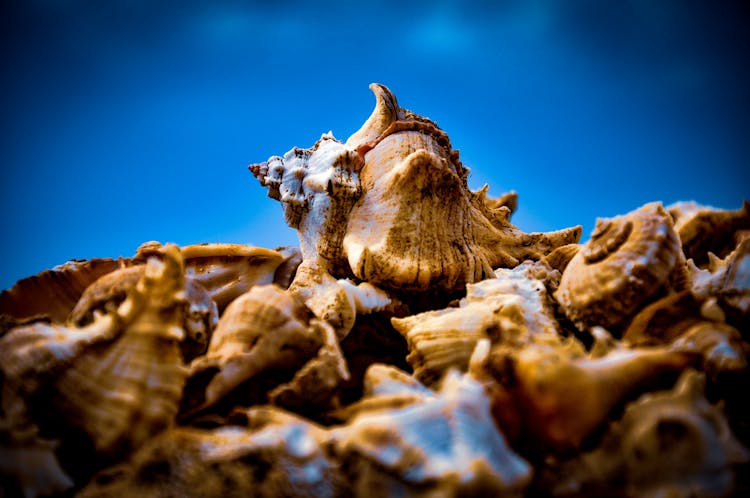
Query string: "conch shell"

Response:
xmin=49 ymin=245 xmax=189 ymax=456
xmin=68 ymin=264 xmax=218 ymax=362
xmin=187 ymin=284 xmax=328 ymax=413
xmin=78 ymin=407 xmax=344 ymax=498
xmin=392 ymin=261 xmax=570 ymax=385
xmin=481 ymin=341 xmax=698 ymax=451
xmin=555 ymin=202 xmax=685 ymax=331
xmin=549 ymin=370 xmax=749 ymax=498
xmin=251 ymin=83 xmax=581 ymax=293
xmin=330 ymin=371 xmax=532 ymax=497
xmin=668 ymin=200 xmax=750 ymax=267
xmin=135 ymin=241 xmax=287 ymax=311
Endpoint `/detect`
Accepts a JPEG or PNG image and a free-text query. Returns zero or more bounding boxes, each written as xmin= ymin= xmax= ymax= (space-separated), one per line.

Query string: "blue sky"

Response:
xmin=1 ymin=0 xmax=748 ymax=290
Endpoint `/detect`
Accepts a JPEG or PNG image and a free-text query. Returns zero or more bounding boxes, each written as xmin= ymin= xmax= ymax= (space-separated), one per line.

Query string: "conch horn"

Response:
xmin=345 ymin=83 xmax=402 ymax=150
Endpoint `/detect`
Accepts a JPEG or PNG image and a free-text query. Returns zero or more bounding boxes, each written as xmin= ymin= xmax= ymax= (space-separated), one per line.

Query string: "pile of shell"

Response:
xmin=1 ymin=84 xmax=749 ymax=498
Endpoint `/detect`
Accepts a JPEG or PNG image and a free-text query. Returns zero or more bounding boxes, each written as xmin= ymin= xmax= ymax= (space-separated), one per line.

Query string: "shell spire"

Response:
xmin=345 ymin=83 xmax=403 ymax=152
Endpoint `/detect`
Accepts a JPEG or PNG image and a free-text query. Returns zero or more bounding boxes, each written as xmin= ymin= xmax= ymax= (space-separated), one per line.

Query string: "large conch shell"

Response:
xmin=251 ymin=83 xmax=581 ymax=293
xmin=549 ymin=370 xmax=749 ymax=498
xmin=555 ymin=202 xmax=685 ymax=331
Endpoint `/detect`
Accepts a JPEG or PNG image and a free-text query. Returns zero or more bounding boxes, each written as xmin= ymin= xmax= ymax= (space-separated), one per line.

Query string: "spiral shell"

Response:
xmin=187 ymin=285 xmax=326 ymax=413
xmin=392 ymin=261 xmax=570 ymax=385
xmin=68 ymin=264 xmax=218 ymax=362
xmin=49 ymin=245 xmax=189 ymax=456
xmin=555 ymin=202 xmax=684 ymax=331
xmin=251 ymin=83 xmax=581 ymax=294
xmin=342 ymin=84 xmax=581 ymax=292
xmin=78 ymin=407 xmax=344 ymax=498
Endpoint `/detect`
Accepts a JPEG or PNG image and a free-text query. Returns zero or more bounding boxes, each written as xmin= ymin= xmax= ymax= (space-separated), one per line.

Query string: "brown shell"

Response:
xmin=555 ymin=202 xmax=684 ymax=331
xmin=251 ymin=83 xmax=580 ymax=293
xmin=187 ymin=285 xmax=325 ymax=413
xmin=330 ymin=371 xmax=532 ymax=496
xmin=392 ymin=261 xmax=573 ymax=386
xmin=78 ymin=407 xmax=344 ymax=498
xmin=51 ymin=245 xmax=189 ymax=456
xmin=135 ymin=241 xmax=286 ymax=311
xmin=668 ymin=200 xmax=750 ymax=267
xmin=68 ymin=265 xmax=218 ymax=362
xmin=0 ymin=257 xmax=130 ymax=323
xmin=483 ymin=342 xmax=698 ymax=451
xmin=342 ymin=84 xmax=581 ymax=291
xmin=550 ymin=370 xmax=748 ymax=498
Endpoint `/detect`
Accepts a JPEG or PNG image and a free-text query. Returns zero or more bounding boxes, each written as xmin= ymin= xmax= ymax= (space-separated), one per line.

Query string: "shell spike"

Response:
xmin=345 ymin=83 xmax=401 ymax=150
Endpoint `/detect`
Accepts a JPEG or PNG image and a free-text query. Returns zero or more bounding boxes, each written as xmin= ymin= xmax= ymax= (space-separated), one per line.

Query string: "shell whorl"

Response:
xmin=555 ymin=202 xmax=683 ymax=330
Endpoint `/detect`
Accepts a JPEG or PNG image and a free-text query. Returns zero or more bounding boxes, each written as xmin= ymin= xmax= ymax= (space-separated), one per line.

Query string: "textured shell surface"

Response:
xmin=50 ymin=244 xmax=189 ymax=456
xmin=251 ymin=83 xmax=580 ymax=293
xmin=78 ymin=407 xmax=344 ymax=498
xmin=391 ymin=261 xmax=571 ymax=385
xmin=668 ymin=199 xmax=750 ymax=267
xmin=330 ymin=371 xmax=532 ymax=497
xmin=342 ymin=84 xmax=581 ymax=292
xmin=188 ymin=284 xmax=325 ymax=412
xmin=550 ymin=370 xmax=749 ymax=498
xmin=136 ymin=241 xmax=286 ymax=311
xmin=483 ymin=341 xmax=698 ymax=451
xmin=689 ymin=237 xmax=750 ymax=321
xmin=0 ymin=257 xmax=130 ymax=324
xmin=250 ymin=133 xmax=364 ymax=273
xmin=555 ymin=201 xmax=684 ymax=331
xmin=68 ymin=264 xmax=218 ymax=362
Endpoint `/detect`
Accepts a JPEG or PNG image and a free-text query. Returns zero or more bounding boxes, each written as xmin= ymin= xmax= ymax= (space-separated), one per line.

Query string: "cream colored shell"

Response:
xmin=188 ymin=284 xmax=325 ymax=413
xmin=555 ymin=202 xmax=683 ymax=330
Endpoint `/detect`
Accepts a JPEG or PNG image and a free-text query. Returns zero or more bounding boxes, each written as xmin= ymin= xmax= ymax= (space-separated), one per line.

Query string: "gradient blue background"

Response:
xmin=2 ymin=0 xmax=748 ymax=290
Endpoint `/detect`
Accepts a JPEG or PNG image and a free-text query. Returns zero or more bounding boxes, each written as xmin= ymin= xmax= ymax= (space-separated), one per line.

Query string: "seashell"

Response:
xmin=289 ymin=260 xmax=394 ymax=338
xmin=690 ymin=237 xmax=750 ymax=324
xmin=542 ymin=243 xmax=581 ymax=274
xmin=483 ymin=342 xmax=698 ymax=451
xmin=272 ymin=245 xmax=303 ymax=289
xmin=668 ymin=199 xmax=750 ymax=267
xmin=331 ymin=364 xmax=432 ymax=422
xmin=555 ymin=202 xmax=684 ymax=331
xmin=549 ymin=370 xmax=749 ymax=498
xmin=0 ymin=314 xmax=118 ymax=423
xmin=251 ymin=83 xmax=581 ymax=293
xmin=0 ymin=257 xmax=130 ymax=323
xmin=187 ymin=284 xmax=326 ymax=413
xmin=268 ymin=313 xmax=350 ymax=412
xmin=78 ymin=406 xmax=344 ymax=498
xmin=330 ymin=371 xmax=532 ymax=497
xmin=135 ymin=241 xmax=286 ymax=311
xmin=342 ymin=83 xmax=581 ymax=291
xmin=250 ymin=133 xmax=364 ymax=273
xmin=67 ymin=264 xmax=218 ymax=362
xmin=0 ymin=421 xmax=74 ymax=498
xmin=392 ymin=261 xmax=575 ymax=385
xmin=50 ymin=245 xmax=189 ymax=456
